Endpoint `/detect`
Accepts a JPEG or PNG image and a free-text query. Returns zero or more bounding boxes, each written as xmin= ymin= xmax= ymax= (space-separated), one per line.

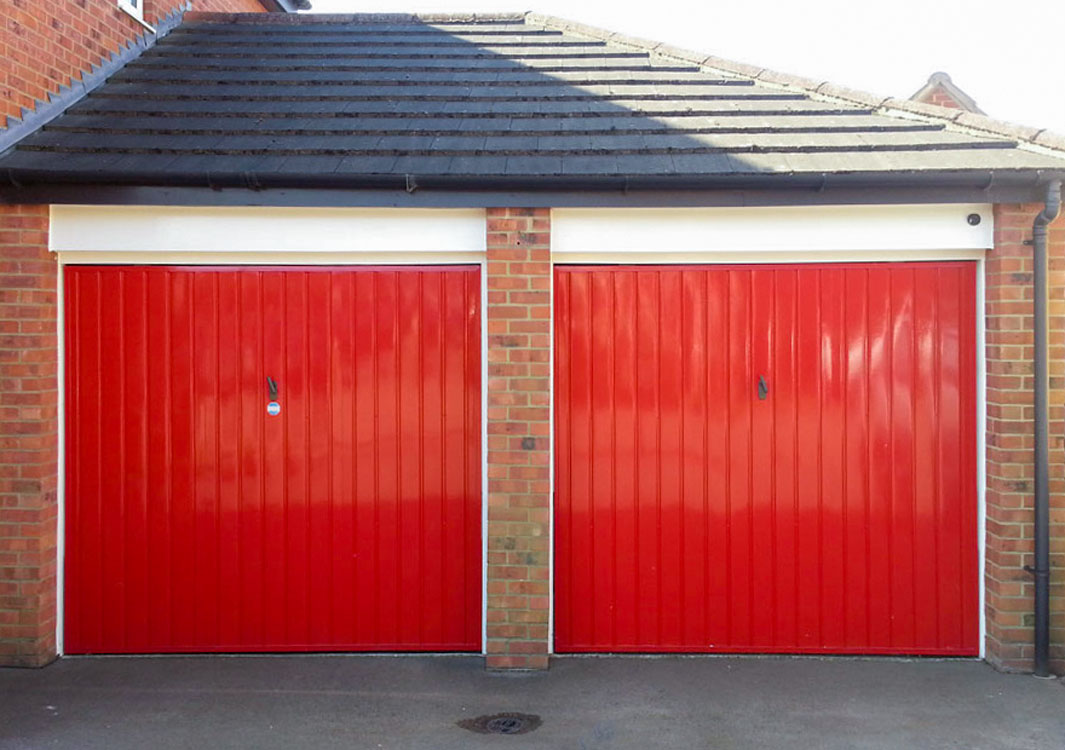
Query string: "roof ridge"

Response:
xmin=525 ymin=11 xmax=1065 ymax=156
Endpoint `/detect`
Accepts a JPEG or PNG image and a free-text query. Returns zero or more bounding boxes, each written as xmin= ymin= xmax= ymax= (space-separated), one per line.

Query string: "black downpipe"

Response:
xmin=1032 ymin=179 xmax=1061 ymax=678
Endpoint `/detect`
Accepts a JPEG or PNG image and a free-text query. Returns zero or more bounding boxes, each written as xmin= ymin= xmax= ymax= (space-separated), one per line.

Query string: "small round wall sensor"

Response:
xmin=967 ymin=213 xmax=982 ymax=226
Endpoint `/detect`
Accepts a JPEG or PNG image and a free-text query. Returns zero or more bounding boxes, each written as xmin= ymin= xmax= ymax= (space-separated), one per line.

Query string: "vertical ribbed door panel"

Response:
xmin=554 ymin=263 xmax=978 ymax=654
xmin=64 ymin=266 xmax=481 ymax=653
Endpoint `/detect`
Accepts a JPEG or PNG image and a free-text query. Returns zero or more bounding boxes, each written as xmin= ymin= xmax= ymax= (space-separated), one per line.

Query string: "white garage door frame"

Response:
xmin=549 ymin=204 xmax=990 ymax=659
xmin=50 ymin=205 xmax=489 ymax=657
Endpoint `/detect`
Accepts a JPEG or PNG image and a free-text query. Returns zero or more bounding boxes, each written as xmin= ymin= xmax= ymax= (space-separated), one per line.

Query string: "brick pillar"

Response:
xmin=484 ymin=207 xmax=552 ymax=669
xmin=0 ymin=204 xmax=59 ymax=668
xmin=984 ymin=202 xmax=1065 ymax=673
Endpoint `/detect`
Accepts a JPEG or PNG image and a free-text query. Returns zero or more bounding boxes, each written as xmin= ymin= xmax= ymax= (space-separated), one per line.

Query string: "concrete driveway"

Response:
xmin=0 ymin=655 xmax=1062 ymax=749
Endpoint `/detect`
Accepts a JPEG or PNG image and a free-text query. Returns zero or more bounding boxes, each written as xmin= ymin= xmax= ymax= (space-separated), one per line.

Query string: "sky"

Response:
xmin=304 ymin=0 xmax=1065 ymax=136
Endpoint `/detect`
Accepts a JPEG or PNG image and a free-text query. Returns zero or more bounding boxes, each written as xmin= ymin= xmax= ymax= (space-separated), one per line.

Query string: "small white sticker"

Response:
xmin=266 ymin=401 xmax=281 ymax=416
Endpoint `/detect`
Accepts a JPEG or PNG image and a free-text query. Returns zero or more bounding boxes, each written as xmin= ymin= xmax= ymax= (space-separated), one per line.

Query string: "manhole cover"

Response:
xmin=457 ymin=712 xmax=542 ymax=735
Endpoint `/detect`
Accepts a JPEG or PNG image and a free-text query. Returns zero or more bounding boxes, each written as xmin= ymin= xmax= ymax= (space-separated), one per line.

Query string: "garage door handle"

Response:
xmin=757 ymin=375 xmax=769 ymax=400
xmin=267 ymin=376 xmax=279 ymax=400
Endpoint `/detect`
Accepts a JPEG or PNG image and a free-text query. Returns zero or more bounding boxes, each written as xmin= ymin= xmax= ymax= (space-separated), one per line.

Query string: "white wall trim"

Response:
xmin=55 ymin=262 xmax=65 ymax=658
xmin=50 ymin=206 xmax=487 ymax=256
xmin=480 ymin=259 xmax=489 ymax=656
xmin=118 ymin=0 xmax=156 ymax=33
xmin=553 ymin=204 xmax=994 ymax=258
xmin=56 ymin=251 xmax=485 ymax=266
xmin=977 ymin=256 xmax=988 ymax=660
xmin=547 ymin=240 xmax=556 ymax=656
xmin=554 ymin=249 xmax=986 ymax=265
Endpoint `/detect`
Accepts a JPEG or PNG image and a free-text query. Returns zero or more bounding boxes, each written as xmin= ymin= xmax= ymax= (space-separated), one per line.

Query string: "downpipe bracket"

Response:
xmin=1023 ymin=564 xmax=1049 ymax=578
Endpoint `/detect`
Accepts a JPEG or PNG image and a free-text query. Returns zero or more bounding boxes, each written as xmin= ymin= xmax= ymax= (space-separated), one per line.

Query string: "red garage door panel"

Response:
xmin=555 ymin=263 xmax=978 ymax=654
xmin=64 ymin=266 xmax=481 ymax=653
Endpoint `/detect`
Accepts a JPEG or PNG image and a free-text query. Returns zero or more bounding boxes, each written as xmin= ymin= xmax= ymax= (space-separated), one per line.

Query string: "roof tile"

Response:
xmin=1034 ymin=131 xmax=1065 ymax=152
xmin=882 ymin=98 xmax=965 ymax=121
xmin=700 ymin=56 xmax=766 ymax=80
xmin=651 ymin=43 xmax=714 ymax=67
xmin=811 ymin=83 xmax=888 ymax=110
xmin=951 ymin=111 xmax=1045 ymax=142
xmin=754 ymin=70 xmax=829 ymax=93
xmin=2 ymin=10 xmax=1063 ymax=191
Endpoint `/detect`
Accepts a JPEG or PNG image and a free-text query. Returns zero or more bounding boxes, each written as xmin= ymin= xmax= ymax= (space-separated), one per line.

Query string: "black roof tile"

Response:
xmin=335 ymin=154 xmax=398 ymax=173
xmin=559 ymin=155 xmax=619 ymax=175
xmin=444 ymin=154 xmax=509 ymax=174
xmin=2 ymin=12 xmax=1064 ymax=192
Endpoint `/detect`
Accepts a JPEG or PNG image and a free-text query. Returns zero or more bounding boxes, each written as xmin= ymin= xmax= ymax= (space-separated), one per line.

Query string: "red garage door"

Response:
xmin=64 ymin=266 xmax=481 ymax=653
xmin=555 ymin=263 xmax=978 ymax=655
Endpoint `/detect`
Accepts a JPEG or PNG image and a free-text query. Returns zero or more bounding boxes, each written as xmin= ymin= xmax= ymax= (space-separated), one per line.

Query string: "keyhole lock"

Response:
xmin=757 ymin=375 xmax=769 ymax=400
xmin=266 ymin=377 xmax=281 ymax=416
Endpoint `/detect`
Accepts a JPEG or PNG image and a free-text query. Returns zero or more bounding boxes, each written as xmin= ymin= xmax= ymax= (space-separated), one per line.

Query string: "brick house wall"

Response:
xmin=985 ymin=204 xmax=1065 ymax=673
xmin=1 ymin=0 xmax=266 ymax=125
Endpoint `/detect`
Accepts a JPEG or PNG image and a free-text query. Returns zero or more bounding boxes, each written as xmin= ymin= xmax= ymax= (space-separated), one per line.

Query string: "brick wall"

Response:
xmin=985 ymin=203 xmax=1065 ymax=673
xmin=0 ymin=205 xmax=58 ymax=668
xmin=187 ymin=0 xmax=267 ymax=15
xmin=484 ymin=208 xmax=552 ymax=669
xmin=0 ymin=0 xmax=266 ymax=125
xmin=915 ymin=86 xmax=967 ymax=111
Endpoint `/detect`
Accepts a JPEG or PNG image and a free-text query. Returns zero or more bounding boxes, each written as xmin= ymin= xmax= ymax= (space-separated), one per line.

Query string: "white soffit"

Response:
xmin=552 ymin=204 xmax=994 ymax=259
xmin=50 ymin=205 xmax=486 ymax=255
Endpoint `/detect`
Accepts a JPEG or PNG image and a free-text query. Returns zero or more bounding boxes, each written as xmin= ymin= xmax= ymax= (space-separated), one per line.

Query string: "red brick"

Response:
xmin=485 ymin=654 xmax=549 ymax=670
xmin=484 ymin=208 xmax=552 ymax=669
xmin=0 ymin=205 xmax=58 ymax=668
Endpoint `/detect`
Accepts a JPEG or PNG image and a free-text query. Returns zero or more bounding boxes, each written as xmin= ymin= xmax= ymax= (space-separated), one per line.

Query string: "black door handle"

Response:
xmin=757 ymin=375 xmax=769 ymax=400
xmin=267 ymin=377 xmax=278 ymax=400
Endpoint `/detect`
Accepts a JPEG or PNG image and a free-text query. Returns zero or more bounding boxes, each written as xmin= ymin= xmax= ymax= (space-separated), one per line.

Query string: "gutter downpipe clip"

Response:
xmin=1031 ymin=178 xmax=1061 ymax=678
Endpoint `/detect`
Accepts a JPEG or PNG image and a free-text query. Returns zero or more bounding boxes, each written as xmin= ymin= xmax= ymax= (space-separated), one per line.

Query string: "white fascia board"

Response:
xmin=552 ymin=204 xmax=994 ymax=259
xmin=50 ymin=205 xmax=486 ymax=257
xmin=56 ymin=251 xmax=486 ymax=265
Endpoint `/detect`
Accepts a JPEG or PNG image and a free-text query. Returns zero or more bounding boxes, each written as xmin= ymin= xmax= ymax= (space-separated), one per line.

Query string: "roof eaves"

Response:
xmin=7 ymin=167 xmax=1062 ymax=196
xmin=526 ymin=11 xmax=1065 ymax=162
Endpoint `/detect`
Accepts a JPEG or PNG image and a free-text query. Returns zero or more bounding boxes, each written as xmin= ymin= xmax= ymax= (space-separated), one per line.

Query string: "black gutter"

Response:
xmin=1030 ymin=178 xmax=1061 ymax=678
xmin=4 ymin=168 xmax=1063 ymax=208
xmin=5 ymin=183 xmax=1054 ymax=209
xmin=3 ymin=166 xmax=1065 ymax=195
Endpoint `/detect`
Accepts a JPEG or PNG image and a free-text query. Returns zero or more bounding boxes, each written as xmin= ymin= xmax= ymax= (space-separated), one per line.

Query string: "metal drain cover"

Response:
xmin=458 ymin=712 xmax=542 ymax=735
